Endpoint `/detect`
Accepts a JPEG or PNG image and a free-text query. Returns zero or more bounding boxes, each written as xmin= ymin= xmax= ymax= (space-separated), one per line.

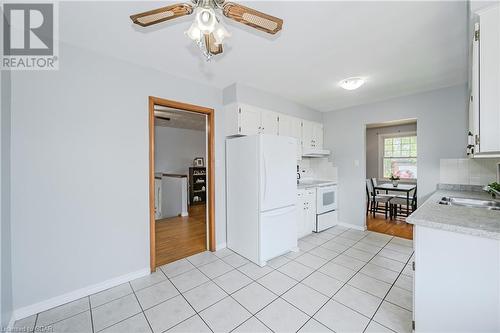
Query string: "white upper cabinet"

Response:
xmin=302 ymin=121 xmax=324 ymax=149
xmin=278 ymin=115 xmax=303 ymax=159
xmin=471 ymin=4 xmax=500 ymax=154
xmin=260 ymin=110 xmax=279 ymax=135
xmin=239 ymin=105 xmax=261 ymax=135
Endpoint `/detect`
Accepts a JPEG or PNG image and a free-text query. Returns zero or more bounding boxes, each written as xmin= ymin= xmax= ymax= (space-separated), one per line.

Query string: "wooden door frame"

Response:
xmin=149 ymin=96 xmax=215 ymax=272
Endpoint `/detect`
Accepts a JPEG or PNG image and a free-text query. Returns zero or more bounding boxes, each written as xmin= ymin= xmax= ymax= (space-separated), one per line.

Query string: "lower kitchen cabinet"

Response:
xmin=297 ymin=188 xmax=316 ymax=239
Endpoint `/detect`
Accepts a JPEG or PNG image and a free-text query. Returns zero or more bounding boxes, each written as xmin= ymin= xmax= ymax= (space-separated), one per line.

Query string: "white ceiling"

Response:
xmin=60 ymin=1 xmax=468 ymax=112
xmin=154 ymin=107 xmax=207 ymax=131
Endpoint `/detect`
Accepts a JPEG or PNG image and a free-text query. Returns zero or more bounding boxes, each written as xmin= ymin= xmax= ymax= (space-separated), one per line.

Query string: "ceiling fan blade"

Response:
xmin=223 ymin=2 xmax=283 ymax=35
xmin=204 ymin=33 xmax=223 ymax=55
xmin=130 ymin=3 xmax=193 ymax=27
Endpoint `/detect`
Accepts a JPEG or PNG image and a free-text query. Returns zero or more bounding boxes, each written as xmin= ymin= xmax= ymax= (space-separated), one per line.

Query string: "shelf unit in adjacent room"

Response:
xmin=189 ymin=167 xmax=206 ymax=205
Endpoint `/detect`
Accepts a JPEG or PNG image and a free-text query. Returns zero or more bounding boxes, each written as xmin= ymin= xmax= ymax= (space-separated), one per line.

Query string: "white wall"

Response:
xmin=9 ymin=42 xmax=225 ymax=315
xmin=323 ymin=85 xmax=468 ymax=229
xmin=1 ymin=69 xmax=13 ymax=327
xmin=155 ymin=126 xmax=206 ymax=175
xmin=366 ymin=123 xmax=417 ymax=179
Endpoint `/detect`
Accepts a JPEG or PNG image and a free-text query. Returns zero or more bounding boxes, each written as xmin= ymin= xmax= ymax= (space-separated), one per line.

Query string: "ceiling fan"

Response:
xmin=130 ymin=0 xmax=283 ymax=60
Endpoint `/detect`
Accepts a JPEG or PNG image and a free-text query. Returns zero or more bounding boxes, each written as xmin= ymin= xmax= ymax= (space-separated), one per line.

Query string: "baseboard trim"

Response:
xmin=6 ymin=313 xmax=15 ymax=330
xmin=336 ymin=221 xmax=367 ymax=231
xmin=12 ymin=267 xmax=150 ymax=322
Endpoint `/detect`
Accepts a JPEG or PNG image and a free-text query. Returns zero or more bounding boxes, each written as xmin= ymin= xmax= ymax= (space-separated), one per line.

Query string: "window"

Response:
xmin=381 ymin=134 xmax=417 ymax=179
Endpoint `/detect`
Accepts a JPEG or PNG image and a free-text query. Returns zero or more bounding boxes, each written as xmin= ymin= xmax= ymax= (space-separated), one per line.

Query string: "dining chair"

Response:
xmin=366 ymin=179 xmax=393 ymax=219
xmin=391 ymin=187 xmax=417 ymax=218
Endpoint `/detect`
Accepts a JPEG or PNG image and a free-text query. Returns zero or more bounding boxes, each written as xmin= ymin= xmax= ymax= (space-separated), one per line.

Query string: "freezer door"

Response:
xmin=260 ymin=205 xmax=298 ymax=264
xmin=260 ymin=135 xmax=297 ymax=212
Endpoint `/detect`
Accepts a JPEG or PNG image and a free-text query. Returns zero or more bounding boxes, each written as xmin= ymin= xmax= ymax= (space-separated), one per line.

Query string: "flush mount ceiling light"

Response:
xmin=339 ymin=77 xmax=366 ymax=90
xmin=130 ymin=0 xmax=283 ymax=61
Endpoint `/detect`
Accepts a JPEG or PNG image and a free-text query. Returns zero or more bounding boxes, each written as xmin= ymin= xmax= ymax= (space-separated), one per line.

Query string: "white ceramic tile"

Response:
xmin=257 ymin=270 xmax=297 ymax=295
xmin=278 ymin=261 xmax=315 ymax=281
xmin=365 ymin=320 xmax=394 ymax=333
xmin=352 ymin=242 xmax=382 ymax=254
xmin=347 ymin=273 xmax=392 ymax=298
xmin=48 ymin=311 xmax=92 ymax=333
xmin=384 ymin=243 xmax=413 ymax=256
xmin=373 ymin=301 xmax=412 ymax=333
xmin=344 ymin=248 xmax=375 ymax=262
xmin=214 ymin=248 xmax=234 ymax=258
xmin=267 ymin=255 xmax=291 ymax=269
xmin=282 ymin=283 xmax=329 ymax=316
xmin=298 ymin=319 xmax=333 ymax=333
xmin=183 ymin=281 xmax=227 ymax=312
xmin=285 ymin=249 xmax=305 ymax=259
xmin=333 ymin=285 xmax=382 ymax=317
xmin=90 ymin=283 xmax=133 ymax=308
xmin=100 ymin=313 xmax=152 ymax=333
xmin=302 ymin=271 xmax=344 ymax=297
xmin=332 ymin=254 xmax=366 ymax=271
xmin=402 ymin=263 xmax=414 ymax=277
xmin=256 ymin=298 xmax=310 ymax=333
xmin=386 ymin=286 xmax=412 ymax=311
xmin=145 ymin=295 xmax=196 ymax=333
xmin=198 ymin=259 xmax=233 ymax=279
xmin=166 ymin=315 xmax=211 ymax=333
xmin=295 ymin=253 xmax=328 ymax=270
xmin=298 ymin=240 xmax=317 ymax=251
xmin=92 ymin=294 xmax=142 ymax=332
xmin=37 ymin=297 xmax=90 ymax=326
xmin=314 ymin=232 xmax=336 ymax=240
xmin=379 ymin=249 xmax=410 ymax=263
xmin=394 ymin=274 xmax=413 ymax=292
xmin=233 ymin=317 xmax=272 ymax=333
xmin=308 ymin=246 xmax=340 ymax=260
xmin=135 ymin=280 xmax=179 ymax=310
xmin=321 ymin=240 xmax=349 ymax=253
xmin=14 ymin=315 xmax=36 ymax=332
xmin=314 ymin=300 xmax=370 ymax=333
xmin=341 ymin=230 xmax=367 ymax=241
xmin=324 ymin=226 xmax=348 ymax=235
xmin=238 ymin=263 xmax=273 ymax=280
xmin=160 ymin=259 xmax=195 ymax=278
xmin=130 ymin=271 xmax=167 ymax=291
xmin=360 ymin=263 xmax=399 ymax=284
xmin=388 ymin=237 xmax=413 ymax=248
xmin=170 ymin=268 xmax=209 ymax=292
xmin=199 ymin=297 xmax=251 ymax=333
xmin=329 ymin=236 xmax=357 ymax=247
xmin=187 ymin=251 xmax=219 ymax=267
xmin=212 ymin=269 xmax=252 ymax=294
xmin=318 ymin=262 xmax=356 ymax=282
xmin=370 ymin=255 xmax=405 ymax=273
xmin=232 ymin=282 xmax=277 ymax=314
xmin=301 ymin=234 xmax=328 ymax=246
xmin=222 ymin=253 xmax=250 ymax=268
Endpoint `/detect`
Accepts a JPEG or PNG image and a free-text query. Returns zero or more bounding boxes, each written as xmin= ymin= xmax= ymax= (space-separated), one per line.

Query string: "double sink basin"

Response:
xmin=439 ymin=196 xmax=500 ymax=211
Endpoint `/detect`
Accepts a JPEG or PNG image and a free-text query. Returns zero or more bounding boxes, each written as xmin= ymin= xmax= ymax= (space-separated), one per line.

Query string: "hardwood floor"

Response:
xmin=155 ymin=204 xmax=207 ymax=267
xmin=366 ymin=214 xmax=413 ymax=240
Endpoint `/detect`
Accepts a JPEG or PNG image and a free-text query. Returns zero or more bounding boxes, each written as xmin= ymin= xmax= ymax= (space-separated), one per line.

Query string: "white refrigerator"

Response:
xmin=226 ymin=134 xmax=298 ymax=266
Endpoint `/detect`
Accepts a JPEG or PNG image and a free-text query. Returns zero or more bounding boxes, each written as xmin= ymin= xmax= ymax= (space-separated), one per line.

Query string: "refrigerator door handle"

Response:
xmin=263 ymin=155 xmax=267 ymax=202
xmin=262 ymin=205 xmax=296 ymax=217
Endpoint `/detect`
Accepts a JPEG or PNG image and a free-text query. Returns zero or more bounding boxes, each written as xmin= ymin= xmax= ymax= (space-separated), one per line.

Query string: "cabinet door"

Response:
xmin=312 ymin=122 xmax=324 ymax=149
xmin=302 ymin=121 xmax=314 ymax=149
xmin=239 ymin=106 xmax=261 ymax=135
xmin=279 ymin=115 xmax=302 ymax=159
xmin=479 ymin=5 xmax=500 ymax=152
xmin=297 ymin=191 xmax=307 ymax=239
xmin=305 ymin=189 xmax=316 ymax=234
xmin=261 ymin=110 xmax=279 ymax=135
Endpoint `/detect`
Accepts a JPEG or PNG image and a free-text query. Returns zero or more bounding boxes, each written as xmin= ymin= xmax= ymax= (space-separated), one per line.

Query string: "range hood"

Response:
xmin=302 ymin=148 xmax=331 ymax=157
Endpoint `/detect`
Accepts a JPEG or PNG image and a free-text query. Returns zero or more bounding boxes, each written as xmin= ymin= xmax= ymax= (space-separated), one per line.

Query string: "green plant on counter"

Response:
xmin=489 ymin=182 xmax=500 ymax=192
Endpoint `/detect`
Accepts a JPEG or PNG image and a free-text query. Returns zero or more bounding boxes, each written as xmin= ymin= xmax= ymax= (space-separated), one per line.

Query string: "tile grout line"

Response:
xmin=88 ymin=296 xmax=95 ymax=333
xmin=129 ymin=281 xmax=155 ymax=333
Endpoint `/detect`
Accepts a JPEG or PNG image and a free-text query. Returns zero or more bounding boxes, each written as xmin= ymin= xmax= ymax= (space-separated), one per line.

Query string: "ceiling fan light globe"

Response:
xmin=213 ymin=23 xmax=231 ymax=44
xmin=185 ymin=22 xmax=202 ymax=42
xmin=195 ymin=7 xmax=217 ymax=33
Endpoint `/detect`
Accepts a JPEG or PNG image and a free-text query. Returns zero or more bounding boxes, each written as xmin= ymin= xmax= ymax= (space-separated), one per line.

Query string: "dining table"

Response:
xmin=374 ymin=183 xmax=417 ymax=217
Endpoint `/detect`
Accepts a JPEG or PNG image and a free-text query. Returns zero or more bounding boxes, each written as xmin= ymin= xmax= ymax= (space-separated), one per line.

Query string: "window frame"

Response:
xmin=378 ymin=131 xmax=417 ymax=181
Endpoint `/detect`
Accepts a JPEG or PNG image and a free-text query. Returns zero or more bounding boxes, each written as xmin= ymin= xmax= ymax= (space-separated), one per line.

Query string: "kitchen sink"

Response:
xmin=438 ymin=197 xmax=500 ymax=211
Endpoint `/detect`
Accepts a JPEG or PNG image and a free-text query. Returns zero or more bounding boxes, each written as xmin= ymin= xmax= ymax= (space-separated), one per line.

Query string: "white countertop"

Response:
xmin=407 ymin=189 xmax=500 ymax=240
xmin=297 ymin=180 xmax=337 ymax=189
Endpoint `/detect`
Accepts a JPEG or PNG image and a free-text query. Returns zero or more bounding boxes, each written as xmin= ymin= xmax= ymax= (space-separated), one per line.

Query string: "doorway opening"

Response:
xmin=364 ymin=119 xmax=417 ymax=239
xmin=149 ymin=97 xmax=215 ymax=271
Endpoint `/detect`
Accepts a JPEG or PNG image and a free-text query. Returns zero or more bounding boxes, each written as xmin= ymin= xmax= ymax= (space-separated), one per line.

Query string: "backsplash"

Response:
xmin=440 ymin=158 xmax=500 ymax=185
xmin=298 ymin=158 xmax=338 ymax=181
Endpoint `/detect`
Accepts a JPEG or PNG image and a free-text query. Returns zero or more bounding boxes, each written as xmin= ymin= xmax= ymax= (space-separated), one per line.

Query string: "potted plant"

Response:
xmin=390 ymin=174 xmax=400 ymax=187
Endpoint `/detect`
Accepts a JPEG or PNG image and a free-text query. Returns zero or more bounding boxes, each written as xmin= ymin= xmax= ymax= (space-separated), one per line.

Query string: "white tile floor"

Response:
xmin=14 ymin=226 xmax=414 ymax=333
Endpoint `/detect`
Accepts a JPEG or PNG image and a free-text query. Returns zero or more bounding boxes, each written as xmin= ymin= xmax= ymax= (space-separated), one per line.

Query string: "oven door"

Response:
xmin=316 ymin=185 xmax=337 ymax=214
